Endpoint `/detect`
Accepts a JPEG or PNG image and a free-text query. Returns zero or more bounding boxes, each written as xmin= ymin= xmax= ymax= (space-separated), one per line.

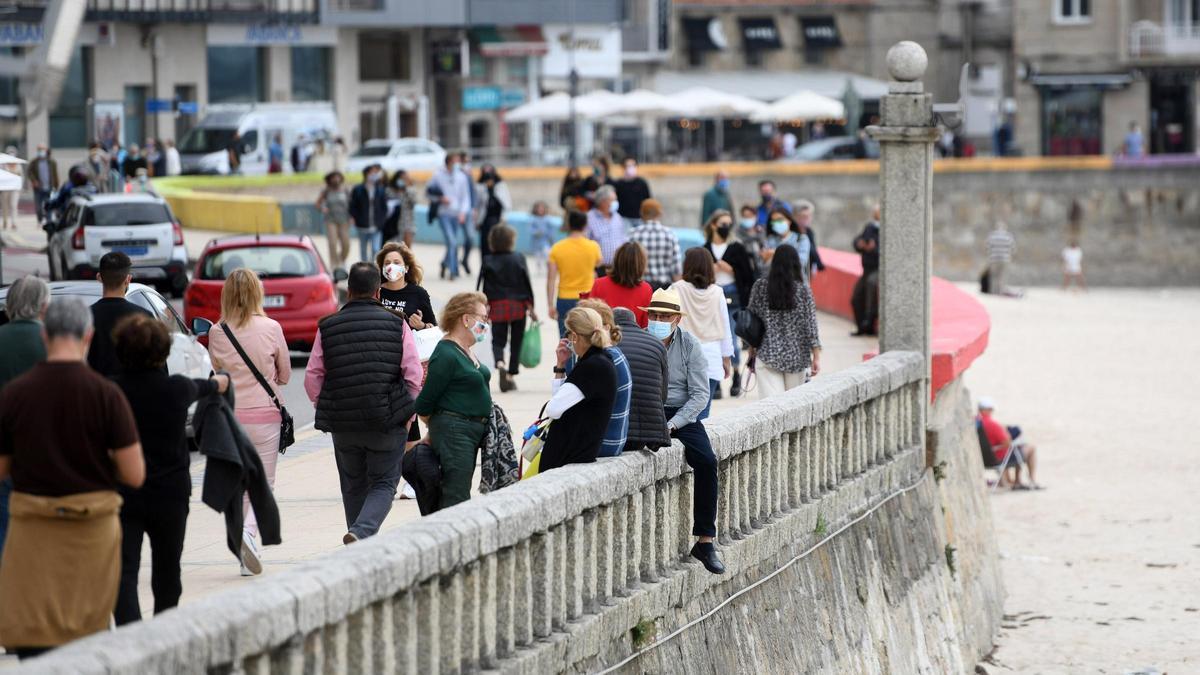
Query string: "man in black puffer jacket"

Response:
xmin=304 ymin=262 xmax=423 ymax=544
xmin=612 ymin=307 xmax=670 ymax=453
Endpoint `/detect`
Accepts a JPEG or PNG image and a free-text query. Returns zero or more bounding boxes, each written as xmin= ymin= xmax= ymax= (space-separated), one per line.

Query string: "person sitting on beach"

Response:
xmin=977 ymin=397 xmax=1042 ymax=490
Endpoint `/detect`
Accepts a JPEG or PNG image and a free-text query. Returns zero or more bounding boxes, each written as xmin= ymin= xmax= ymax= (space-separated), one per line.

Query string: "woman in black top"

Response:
xmin=478 ymin=224 xmax=536 ymax=392
xmin=111 ymin=314 xmax=229 ymax=624
xmin=375 ymin=242 xmax=436 ymax=330
xmin=540 ymin=307 xmax=617 ymax=472
xmin=703 ymin=209 xmax=755 ymax=398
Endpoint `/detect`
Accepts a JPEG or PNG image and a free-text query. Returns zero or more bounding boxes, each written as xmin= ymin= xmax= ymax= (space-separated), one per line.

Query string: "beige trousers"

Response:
xmin=756 ymin=363 xmax=810 ymax=399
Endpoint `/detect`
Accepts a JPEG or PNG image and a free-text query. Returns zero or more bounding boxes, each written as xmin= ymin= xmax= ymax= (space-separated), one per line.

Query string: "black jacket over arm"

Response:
xmin=194 ymin=386 xmax=282 ymax=559
xmin=705 ymin=240 xmax=756 ymax=305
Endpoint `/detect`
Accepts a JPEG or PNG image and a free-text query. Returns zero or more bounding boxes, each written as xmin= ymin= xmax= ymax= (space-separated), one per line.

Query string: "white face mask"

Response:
xmin=609 ymin=199 xmax=620 ymax=215
xmin=624 ymin=165 xmax=637 ymax=178
xmin=383 ymin=263 xmax=406 ymax=282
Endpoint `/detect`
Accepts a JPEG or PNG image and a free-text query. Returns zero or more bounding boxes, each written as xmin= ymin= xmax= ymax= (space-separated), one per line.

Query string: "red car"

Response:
xmin=185 ymin=234 xmax=344 ymax=351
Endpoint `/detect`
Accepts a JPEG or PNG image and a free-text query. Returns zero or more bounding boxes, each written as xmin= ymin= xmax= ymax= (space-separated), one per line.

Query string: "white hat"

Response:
xmin=977 ymin=396 xmax=995 ymax=411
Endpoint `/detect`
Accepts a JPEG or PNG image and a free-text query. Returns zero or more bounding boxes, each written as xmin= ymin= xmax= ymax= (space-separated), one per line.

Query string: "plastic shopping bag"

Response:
xmin=520 ymin=321 xmax=542 ymax=369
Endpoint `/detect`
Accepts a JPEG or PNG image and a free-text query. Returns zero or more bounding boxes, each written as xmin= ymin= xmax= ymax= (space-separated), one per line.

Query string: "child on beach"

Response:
xmin=528 ymin=200 xmax=554 ymax=274
xmin=1062 ymin=240 xmax=1085 ymax=292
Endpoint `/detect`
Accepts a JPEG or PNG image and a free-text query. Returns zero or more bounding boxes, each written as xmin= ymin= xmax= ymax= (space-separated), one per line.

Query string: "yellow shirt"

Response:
xmin=549 ymin=235 xmax=602 ymax=299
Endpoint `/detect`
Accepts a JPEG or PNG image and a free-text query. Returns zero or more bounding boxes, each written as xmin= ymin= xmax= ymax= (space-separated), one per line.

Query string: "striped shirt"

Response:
xmin=986 ymin=230 xmax=1015 ymax=263
xmin=598 ymin=347 xmax=632 ymax=457
xmin=586 ymin=209 xmax=628 ymax=265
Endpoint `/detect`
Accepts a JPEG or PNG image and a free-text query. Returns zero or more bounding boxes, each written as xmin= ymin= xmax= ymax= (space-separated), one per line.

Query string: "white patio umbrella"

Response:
xmin=505 ymin=92 xmax=573 ymax=122
xmin=606 ymin=89 xmax=692 ymax=118
xmin=0 ymin=153 xmax=27 ymax=165
xmin=0 ymin=169 xmax=21 ymax=191
xmin=669 ymin=86 xmax=767 ymax=118
xmin=752 ymin=90 xmax=846 ymax=122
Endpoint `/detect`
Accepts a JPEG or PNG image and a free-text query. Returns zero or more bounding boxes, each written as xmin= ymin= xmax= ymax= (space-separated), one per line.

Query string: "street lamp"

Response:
xmin=567 ymin=0 xmax=578 ymax=167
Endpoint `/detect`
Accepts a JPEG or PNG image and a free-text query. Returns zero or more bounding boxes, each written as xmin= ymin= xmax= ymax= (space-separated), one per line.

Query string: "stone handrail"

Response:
xmin=28 ymin=351 xmax=926 ymax=674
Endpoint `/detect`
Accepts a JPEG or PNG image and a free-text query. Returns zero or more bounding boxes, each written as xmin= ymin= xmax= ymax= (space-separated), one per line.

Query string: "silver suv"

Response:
xmin=46 ymin=193 xmax=190 ymax=297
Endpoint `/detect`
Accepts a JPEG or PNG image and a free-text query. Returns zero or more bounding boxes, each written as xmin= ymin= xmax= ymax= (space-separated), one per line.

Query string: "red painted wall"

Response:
xmin=811 ymin=248 xmax=990 ymax=399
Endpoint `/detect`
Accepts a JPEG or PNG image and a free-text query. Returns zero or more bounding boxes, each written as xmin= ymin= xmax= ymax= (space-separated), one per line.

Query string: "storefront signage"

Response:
xmin=463 ymin=87 xmax=529 ymax=111
xmin=432 ymin=41 xmax=463 ymax=77
xmin=145 ymin=98 xmax=174 ymax=113
xmin=541 ymin=25 xmax=622 ymax=80
xmin=207 ymin=24 xmax=338 ymax=46
xmin=0 ymin=23 xmax=42 ymax=46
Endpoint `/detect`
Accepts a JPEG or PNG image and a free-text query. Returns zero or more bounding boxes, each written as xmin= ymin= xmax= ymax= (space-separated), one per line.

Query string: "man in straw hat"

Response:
xmin=640 ymin=288 xmax=724 ymax=574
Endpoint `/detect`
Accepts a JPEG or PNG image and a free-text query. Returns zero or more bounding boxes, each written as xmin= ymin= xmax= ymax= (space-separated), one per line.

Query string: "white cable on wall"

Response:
xmin=596 ymin=471 xmax=930 ymax=675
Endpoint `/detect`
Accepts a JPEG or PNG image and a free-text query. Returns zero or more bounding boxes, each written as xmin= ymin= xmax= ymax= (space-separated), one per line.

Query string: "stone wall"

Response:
xmin=26 ymin=351 xmax=1005 ymax=675
xmin=500 ymin=162 xmax=1200 ymax=287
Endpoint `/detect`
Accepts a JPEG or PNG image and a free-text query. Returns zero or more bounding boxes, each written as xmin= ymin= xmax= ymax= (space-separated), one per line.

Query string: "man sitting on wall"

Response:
xmin=977 ymin=397 xmax=1042 ymax=490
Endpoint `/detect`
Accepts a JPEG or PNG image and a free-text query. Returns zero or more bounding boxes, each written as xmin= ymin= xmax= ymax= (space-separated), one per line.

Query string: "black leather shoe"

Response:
xmin=691 ymin=542 xmax=725 ymax=575
xmin=730 ymin=371 xmax=742 ymax=397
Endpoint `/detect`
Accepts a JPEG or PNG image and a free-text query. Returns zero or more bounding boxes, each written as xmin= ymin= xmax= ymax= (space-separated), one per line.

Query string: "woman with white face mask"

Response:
xmin=375 ymin=242 xmax=435 ymax=332
xmin=414 ymin=292 xmax=493 ymax=509
xmin=540 ymin=307 xmax=617 ymax=473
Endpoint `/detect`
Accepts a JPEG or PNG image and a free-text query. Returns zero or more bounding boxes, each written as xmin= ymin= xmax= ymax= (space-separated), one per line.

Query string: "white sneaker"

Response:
xmin=400 ymin=481 xmax=417 ymax=500
xmin=240 ymin=530 xmax=263 ymax=576
xmin=240 ymin=561 xmax=254 ymax=577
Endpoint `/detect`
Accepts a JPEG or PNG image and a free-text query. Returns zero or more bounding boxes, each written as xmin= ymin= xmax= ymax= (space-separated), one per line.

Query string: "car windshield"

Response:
xmin=89 ymin=203 xmax=173 ymax=226
xmin=352 ymin=144 xmax=391 ymax=157
xmin=178 ymin=127 xmax=237 ymax=154
xmin=200 ymin=246 xmax=319 ymax=280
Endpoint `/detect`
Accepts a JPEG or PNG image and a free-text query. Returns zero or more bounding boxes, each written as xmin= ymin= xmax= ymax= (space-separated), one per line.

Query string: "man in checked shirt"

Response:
xmin=629 ymin=199 xmax=681 ymax=290
xmin=586 ymin=185 xmax=628 ymax=272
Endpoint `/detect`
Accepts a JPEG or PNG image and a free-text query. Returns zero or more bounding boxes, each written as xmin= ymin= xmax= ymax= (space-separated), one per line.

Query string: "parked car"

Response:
xmin=346 ymin=138 xmax=447 ymax=175
xmin=184 ymin=234 xmax=344 ymax=352
xmin=787 ymin=135 xmax=881 ymax=162
xmin=178 ymin=103 xmax=339 ymax=176
xmin=0 ymin=281 xmax=213 ymax=434
xmin=46 ymin=192 xmax=189 ymax=297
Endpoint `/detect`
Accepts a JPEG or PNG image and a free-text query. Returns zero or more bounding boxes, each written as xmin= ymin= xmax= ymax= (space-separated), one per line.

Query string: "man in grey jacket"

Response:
xmin=640 ymin=288 xmax=724 ymax=574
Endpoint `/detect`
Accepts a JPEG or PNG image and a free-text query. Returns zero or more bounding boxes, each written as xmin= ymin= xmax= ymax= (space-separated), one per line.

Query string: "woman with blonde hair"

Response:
xmin=540 ymin=307 xmax=618 ymax=472
xmin=206 ymin=268 xmax=290 ymax=576
xmin=576 ymin=299 xmax=631 ymax=458
xmin=376 ymin=241 xmax=436 ymax=330
xmin=414 ymin=291 xmax=492 ymax=509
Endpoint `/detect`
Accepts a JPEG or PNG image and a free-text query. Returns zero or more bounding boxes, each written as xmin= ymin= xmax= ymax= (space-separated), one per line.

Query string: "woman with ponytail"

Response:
xmin=577 ymin=299 xmax=631 ymax=458
xmin=540 ymin=307 xmax=618 ymax=472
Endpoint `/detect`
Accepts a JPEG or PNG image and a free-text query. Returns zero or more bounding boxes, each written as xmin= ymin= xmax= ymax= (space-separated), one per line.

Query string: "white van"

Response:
xmin=178 ymin=103 xmax=339 ymax=175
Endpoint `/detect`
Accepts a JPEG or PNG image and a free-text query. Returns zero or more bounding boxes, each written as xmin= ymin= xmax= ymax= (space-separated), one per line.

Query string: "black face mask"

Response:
xmin=716 ymin=225 xmax=732 ymax=239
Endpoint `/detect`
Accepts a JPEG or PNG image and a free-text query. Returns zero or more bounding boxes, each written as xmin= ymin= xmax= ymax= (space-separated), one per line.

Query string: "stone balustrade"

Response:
xmin=27 ymin=351 xmax=926 ymax=675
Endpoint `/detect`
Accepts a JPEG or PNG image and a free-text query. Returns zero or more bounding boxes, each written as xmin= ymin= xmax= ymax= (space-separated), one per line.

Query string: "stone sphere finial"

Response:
xmin=886 ymin=41 xmax=928 ymax=82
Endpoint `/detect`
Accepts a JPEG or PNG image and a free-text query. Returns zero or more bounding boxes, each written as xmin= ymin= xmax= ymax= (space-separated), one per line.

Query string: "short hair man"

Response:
xmin=0 ymin=276 xmax=50 ymax=560
xmin=977 ymin=397 xmax=1040 ymax=489
xmin=629 ymin=199 xmax=682 ymax=290
xmin=430 ymin=153 xmax=473 ymax=279
xmin=611 ymin=306 xmax=671 ymax=454
xmin=87 ymin=252 xmax=153 ymax=377
xmin=700 ymin=169 xmax=733 ymax=226
xmin=305 ymin=262 xmax=423 ymax=544
xmin=640 ymin=288 xmax=724 ymax=574
xmin=0 ymin=298 xmax=144 ymax=658
xmin=613 ymin=157 xmax=652 ymax=228
xmin=756 ymin=179 xmax=791 ymax=225
xmin=985 ymin=222 xmax=1017 ymax=297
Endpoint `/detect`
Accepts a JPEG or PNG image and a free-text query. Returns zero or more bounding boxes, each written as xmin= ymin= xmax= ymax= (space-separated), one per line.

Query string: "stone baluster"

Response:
xmin=565 ymin=515 xmax=585 ymax=620
xmin=626 ymin=491 xmax=643 ymax=590
xmin=513 ymin=539 xmax=534 ymax=648
xmin=639 ymin=485 xmax=658 ymax=583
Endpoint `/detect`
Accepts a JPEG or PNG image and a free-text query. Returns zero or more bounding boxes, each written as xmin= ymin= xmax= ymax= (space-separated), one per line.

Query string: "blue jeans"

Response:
xmin=332 ymin=431 xmax=404 ymax=539
xmin=356 ymin=228 xmax=381 ymax=262
xmin=700 ymin=378 xmax=719 ymax=421
xmin=555 ymin=297 xmax=578 ymax=338
xmin=439 ymin=214 xmax=460 ymax=278
xmin=721 ymin=283 xmax=741 ymax=367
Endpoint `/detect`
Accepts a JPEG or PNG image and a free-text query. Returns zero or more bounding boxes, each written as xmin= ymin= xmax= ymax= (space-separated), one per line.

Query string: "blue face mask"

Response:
xmin=739 ymin=217 xmax=756 ymax=229
xmin=647 ymin=320 xmax=673 ymax=340
xmin=472 ymin=320 xmax=488 ymax=344
xmin=716 ymin=178 xmax=730 ymax=191
xmin=771 ymin=220 xmax=790 ymax=236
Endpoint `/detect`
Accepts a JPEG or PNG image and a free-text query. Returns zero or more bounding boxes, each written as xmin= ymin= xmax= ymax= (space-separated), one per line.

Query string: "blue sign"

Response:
xmin=146 ymin=99 xmax=173 ymax=113
xmin=463 ymin=86 xmax=501 ymax=111
xmin=177 ymin=101 xmax=199 ymax=115
xmin=246 ymin=25 xmax=303 ymax=44
xmin=0 ymin=23 xmax=43 ymax=46
xmin=500 ymin=88 xmax=526 ymax=109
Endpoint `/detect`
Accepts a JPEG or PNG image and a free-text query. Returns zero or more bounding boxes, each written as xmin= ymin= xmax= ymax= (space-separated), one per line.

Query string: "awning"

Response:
xmin=682 ymin=17 xmax=728 ymax=52
xmin=800 ymin=16 xmax=842 ymax=48
xmin=740 ymin=17 xmax=782 ymax=51
xmin=471 ymin=25 xmax=547 ymax=57
xmin=1027 ymin=72 xmax=1134 ymax=89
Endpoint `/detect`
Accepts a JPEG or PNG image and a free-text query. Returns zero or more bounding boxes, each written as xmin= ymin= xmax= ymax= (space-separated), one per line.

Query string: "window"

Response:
xmin=208 ymin=47 xmax=267 ymax=103
xmin=0 ymin=47 xmax=19 ymax=106
xmin=1041 ymin=88 xmax=1102 ymax=155
xmin=50 ymin=46 xmax=92 ymax=147
xmin=291 ymin=47 xmax=331 ymax=102
xmin=1054 ymin=0 xmax=1091 ymax=23
xmin=89 ymin=203 xmax=173 ymax=227
xmin=124 ymin=85 xmax=147 ymax=147
xmin=200 ymin=246 xmax=319 ymax=280
xmin=359 ymin=32 xmax=411 ymax=81
xmin=141 ymin=290 xmax=184 ymax=334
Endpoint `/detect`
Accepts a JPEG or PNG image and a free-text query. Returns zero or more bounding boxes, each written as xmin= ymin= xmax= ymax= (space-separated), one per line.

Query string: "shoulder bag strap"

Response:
xmin=220 ymin=322 xmax=283 ymax=413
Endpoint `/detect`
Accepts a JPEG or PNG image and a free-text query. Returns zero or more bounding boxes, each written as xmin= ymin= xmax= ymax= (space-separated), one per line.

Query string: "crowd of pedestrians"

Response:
xmin=0 ymin=150 xmax=868 ymax=659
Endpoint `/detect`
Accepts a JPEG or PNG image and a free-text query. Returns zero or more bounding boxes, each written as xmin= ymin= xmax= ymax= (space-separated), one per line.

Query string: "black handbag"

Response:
xmin=220 ymin=322 xmax=295 ymax=454
xmin=732 ymin=307 xmax=766 ymax=349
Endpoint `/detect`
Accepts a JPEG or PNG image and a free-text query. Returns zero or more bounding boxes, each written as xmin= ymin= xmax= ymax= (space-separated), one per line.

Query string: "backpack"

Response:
xmin=478 ymin=403 xmax=520 ymax=494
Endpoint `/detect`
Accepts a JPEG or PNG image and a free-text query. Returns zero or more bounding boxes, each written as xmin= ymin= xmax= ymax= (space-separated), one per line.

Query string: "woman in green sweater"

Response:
xmin=415 ymin=291 xmax=492 ymax=508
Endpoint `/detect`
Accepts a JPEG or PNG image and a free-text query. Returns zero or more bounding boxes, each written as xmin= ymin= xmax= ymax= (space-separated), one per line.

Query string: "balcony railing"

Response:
xmin=1129 ymin=19 xmax=1200 ymax=58
xmin=86 ymin=0 xmax=319 ymax=23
